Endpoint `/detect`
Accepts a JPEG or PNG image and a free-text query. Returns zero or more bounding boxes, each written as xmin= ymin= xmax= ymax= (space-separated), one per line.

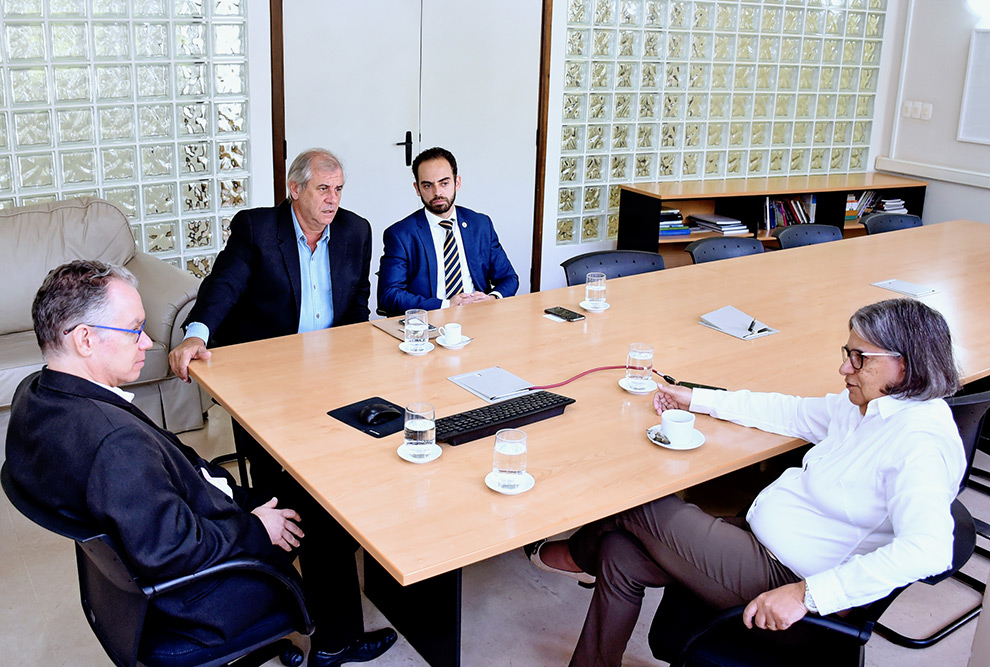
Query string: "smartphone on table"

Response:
xmin=544 ymin=306 xmax=586 ymax=322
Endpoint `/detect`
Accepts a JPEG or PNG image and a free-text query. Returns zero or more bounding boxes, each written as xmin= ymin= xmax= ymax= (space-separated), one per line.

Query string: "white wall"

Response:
xmin=246 ymin=0 xmax=275 ymax=208
xmin=874 ymin=0 xmax=990 ymax=222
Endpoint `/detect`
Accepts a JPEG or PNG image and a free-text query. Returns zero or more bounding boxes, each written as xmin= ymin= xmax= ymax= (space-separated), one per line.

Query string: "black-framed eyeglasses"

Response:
xmin=63 ymin=320 xmax=146 ymax=343
xmin=841 ymin=345 xmax=901 ymax=370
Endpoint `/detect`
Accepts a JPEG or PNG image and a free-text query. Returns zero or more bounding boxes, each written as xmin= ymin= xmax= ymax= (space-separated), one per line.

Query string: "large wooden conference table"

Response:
xmin=190 ymin=219 xmax=990 ymax=665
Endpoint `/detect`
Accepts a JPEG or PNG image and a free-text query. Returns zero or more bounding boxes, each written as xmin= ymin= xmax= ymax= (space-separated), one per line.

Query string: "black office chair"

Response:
xmin=560 ymin=249 xmax=665 ymax=287
xmin=650 ymin=498 xmax=977 ymax=667
xmin=772 ymin=224 xmax=842 ymax=249
xmin=861 ymin=212 xmax=922 ymax=235
xmin=871 ymin=389 xmax=990 ymax=649
xmin=1 ymin=462 xmax=312 ymax=667
xmin=684 ymin=237 xmax=764 ymax=264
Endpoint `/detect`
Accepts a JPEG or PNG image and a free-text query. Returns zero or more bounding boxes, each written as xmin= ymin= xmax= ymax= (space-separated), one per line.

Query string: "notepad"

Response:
xmin=448 ymin=367 xmax=533 ymax=403
xmin=699 ymin=305 xmax=778 ymax=340
xmin=871 ymin=279 xmax=937 ymax=297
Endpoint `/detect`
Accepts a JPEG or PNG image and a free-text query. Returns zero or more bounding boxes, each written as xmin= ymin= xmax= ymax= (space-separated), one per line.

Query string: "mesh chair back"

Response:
xmin=773 ymin=224 xmax=842 ymax=249
xmin=684 ymin=237 xmax=764 ymax=264
xmin=862 ymin=213 xmax=922 ymax=235
xmin=560 ymin=249 xmax=664 ymax=286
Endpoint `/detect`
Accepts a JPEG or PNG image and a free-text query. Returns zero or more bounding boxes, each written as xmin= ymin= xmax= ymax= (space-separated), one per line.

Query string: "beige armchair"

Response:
xmin=0 ymin=198 xmax=210 ymax=444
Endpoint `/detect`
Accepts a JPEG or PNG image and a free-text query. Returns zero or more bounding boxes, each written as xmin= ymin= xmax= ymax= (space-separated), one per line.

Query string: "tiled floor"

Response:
xmin=2 ymin=406 xmax=987 ymax=666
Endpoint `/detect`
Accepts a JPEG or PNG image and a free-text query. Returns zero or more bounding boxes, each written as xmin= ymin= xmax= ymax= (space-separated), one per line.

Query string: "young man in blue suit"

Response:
xmin=377 ymin=147 xmax=518 ymax=316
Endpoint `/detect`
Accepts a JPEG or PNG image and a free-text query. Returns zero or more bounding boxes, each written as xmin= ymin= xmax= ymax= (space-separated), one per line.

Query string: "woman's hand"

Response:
xmin=653 ymin=383 xmax=693 ymax=414
xmin=742 ymin=581 xmax=809 ymax=631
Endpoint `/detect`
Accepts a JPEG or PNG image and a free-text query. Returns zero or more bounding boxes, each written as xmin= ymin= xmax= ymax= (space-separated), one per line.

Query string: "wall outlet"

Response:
xmin=921 ymin=103 xmax=933 ymax=120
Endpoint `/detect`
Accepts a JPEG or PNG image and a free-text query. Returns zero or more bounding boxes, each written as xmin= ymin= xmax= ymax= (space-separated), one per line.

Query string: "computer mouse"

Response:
xmin=358 ymin=403 xmax=402 ymax=426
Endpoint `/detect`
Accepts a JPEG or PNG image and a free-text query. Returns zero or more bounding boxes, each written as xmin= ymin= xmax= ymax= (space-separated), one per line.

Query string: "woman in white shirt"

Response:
xmin=528 ymin=298 xmax=965 ymax=667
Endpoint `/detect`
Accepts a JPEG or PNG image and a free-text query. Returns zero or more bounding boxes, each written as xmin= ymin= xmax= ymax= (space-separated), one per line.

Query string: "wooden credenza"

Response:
xmin=617 ymin=173 xmax=928 ymax=267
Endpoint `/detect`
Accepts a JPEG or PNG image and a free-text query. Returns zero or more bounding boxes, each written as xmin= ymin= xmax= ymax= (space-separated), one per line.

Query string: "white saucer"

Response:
xmin=484 ymin=471 xmax=535 ymax=495
xmin=646 ymin=425 xmax=705 ymax=451
xmin=437 ymin=335 xmax=473 ymax=350
xmin=619 ymin=377 xmax=658 ymax=395
xmin=579 ymin=300 xmax=610 ymax=313
xmin=399 ymin=341 xmax=435 ymax=356
xmin=397 ymin=443 xmax=442 ymax=463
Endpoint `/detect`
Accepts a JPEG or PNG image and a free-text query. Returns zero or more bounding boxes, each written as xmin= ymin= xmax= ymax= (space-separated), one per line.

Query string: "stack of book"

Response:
xmin=688 ymin=213 xmax=749 ymax=236
xmin=845 ymin=194 xmax=860 ymax=225
xmin=856 ymin=190 xmax=880 ymax=217
xmin=879 ymin=198 xmax=908 ymax=214
xmin=658 ymin=208 xmax=690 ymax=237
xmin=762 ymin=196 xmax=812 ymax=230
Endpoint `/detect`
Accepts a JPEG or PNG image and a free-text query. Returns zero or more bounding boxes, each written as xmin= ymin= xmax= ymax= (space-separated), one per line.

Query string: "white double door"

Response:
xmin=282 ymin=1 xmax=541 ymax=314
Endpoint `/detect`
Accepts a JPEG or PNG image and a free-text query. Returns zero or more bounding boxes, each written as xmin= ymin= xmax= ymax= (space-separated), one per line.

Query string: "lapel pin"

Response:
xmin=461 ymin=222 xmax=467 ymax=228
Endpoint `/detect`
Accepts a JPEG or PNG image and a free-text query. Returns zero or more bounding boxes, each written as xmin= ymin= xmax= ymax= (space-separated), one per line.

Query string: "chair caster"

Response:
xmin=280 ymin=644 xmax=304 ymax=667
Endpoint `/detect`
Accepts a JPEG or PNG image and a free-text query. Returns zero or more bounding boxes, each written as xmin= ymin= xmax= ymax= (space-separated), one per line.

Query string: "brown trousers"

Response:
xmin=567 ymin=495 xmax=801 ymax=667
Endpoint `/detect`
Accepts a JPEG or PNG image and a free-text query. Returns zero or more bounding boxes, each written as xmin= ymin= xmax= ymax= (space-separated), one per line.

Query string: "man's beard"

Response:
xmin=424 ymin=192 xmax=455 ymax=216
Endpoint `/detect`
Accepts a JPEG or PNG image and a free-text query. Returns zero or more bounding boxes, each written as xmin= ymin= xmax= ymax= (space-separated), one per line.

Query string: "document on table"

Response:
xmin=448 ymin=367 xmax=533 ymax=402
xmin=871 ymin=279 xmax=937 ymax=297
xmin=699 ymin=305 xmax=778 ymax=340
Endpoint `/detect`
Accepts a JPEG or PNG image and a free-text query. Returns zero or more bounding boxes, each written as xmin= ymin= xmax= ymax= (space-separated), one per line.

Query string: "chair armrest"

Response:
xmin=674 ymin=605 xmax=873 ymax=667
xmin=143 ymin=558 xmax=313 ymax=633
xmin=125 ymin=252 xmax=200 ymax=349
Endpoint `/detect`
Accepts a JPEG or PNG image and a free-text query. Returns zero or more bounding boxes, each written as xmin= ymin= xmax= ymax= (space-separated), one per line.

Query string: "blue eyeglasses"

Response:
xmin=63 ymin=320 xmax=146 ymax=343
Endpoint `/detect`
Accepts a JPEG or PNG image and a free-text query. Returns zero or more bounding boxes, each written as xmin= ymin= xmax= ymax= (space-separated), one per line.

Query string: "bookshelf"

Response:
xmin=616 ymin=173 xmax=927 ymax=267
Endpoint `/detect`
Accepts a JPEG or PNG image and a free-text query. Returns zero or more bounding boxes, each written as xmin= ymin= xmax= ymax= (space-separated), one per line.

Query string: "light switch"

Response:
xmin=910 ymin=101 xmax=923 ymax=119
xmin=921 ymin=103 xmax=933 ymax=120
xmin=901 ymin=100 xmax=914 ymax=118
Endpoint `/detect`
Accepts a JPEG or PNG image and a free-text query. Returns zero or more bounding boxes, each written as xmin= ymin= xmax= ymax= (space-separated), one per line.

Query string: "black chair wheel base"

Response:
xmin=280 ymin=643 xmax=304 ymax=667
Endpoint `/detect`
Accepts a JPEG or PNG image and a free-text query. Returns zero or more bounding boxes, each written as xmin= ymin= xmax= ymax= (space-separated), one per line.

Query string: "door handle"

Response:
xmin=395 ymin=131 xmax=413 ymax=166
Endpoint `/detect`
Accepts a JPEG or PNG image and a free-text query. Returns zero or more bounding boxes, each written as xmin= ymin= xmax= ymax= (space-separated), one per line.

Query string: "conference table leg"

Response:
xmin=364 ymin=556 xmax=462 ymax=667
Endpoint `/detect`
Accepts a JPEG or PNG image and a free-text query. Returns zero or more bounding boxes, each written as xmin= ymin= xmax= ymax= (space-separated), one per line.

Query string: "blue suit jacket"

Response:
xmin=185 ymin=199 xmax=372 ymax=346
xmin=377 ymin=206 xmax=518 ymax=316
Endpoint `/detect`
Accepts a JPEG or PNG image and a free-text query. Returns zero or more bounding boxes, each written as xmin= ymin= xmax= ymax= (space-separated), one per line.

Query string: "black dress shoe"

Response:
xmin=309 ymin=628 xmax=398 ymax=666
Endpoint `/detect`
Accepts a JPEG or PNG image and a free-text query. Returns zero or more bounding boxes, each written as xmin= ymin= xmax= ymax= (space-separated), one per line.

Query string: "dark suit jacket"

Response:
xmin=377 ymin=206 xmax=518 ymax=316
xmin=186 ymin=199 xmax=372 ymax=346
xmin=5 ymin=368 xmax=289 ymax=644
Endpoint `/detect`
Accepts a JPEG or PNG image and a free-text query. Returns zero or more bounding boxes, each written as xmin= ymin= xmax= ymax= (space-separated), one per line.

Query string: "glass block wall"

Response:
xmin=555 ymin=0 xmax=887 ymax=245
xmin=0 ymin=0 xmax=250 ymax=277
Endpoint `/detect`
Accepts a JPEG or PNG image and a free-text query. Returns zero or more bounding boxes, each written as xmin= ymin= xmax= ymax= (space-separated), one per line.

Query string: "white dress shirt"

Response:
xmin=424 ymin=206 xmax=475 ymax=308
xmin=690 ymin=387 xmax=965 ymax=616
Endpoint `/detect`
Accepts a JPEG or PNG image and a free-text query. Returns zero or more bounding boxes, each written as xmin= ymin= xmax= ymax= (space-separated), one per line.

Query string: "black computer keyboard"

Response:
xmin=436 ymin=391 xmax=576 ymax=446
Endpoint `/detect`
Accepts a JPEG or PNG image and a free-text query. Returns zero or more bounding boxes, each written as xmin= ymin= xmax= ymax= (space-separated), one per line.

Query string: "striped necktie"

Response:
xmin=438 ymin=219 xmax=464 ymax=299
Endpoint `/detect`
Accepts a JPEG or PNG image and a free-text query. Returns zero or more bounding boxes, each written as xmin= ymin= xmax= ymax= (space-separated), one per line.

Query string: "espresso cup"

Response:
xmin=660 ymin=409 xmax=696 ymax=448
xmin=439 ymin=323 xmax=463 ymax=345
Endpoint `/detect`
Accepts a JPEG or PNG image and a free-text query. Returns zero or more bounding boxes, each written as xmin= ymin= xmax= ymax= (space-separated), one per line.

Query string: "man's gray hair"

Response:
xmin=286 ymin=148 xmax=345 ymax=192
xmin=849 ymin=298 xmax=960 ymax=400
xmin=32 ymin=260 xmax=137 ymax=359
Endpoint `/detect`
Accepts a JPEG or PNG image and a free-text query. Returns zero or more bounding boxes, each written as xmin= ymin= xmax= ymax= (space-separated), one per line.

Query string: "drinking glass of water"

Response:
xmin=625 ymin=343 xmax=654 ymax=391
xmin=403 ymin=402 xmax=436 ymax=459
xmin=492 ymin=428 xmax=527 ymax=491
xmin=585 ymin=272 xmax=607 ymax=310
xmin=404 ymin=308 xmax=429 ymax=353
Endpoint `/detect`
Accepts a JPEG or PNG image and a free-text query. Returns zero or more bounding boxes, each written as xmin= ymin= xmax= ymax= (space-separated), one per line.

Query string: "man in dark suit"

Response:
xmin=170 ymin=148 xmax=371 ymax=489
xmin=5 ymin=261 xmax=395 ymax=666
xmin=377 ymin=147 xmax=518 ymax=316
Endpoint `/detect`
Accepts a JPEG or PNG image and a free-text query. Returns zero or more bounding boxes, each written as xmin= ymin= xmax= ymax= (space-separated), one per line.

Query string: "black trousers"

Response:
xmin=234 ymin=420 xmax=365 ymax=651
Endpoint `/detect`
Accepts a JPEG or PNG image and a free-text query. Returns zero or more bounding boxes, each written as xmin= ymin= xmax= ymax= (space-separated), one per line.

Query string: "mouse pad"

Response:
xmin=328 ymin=396 xmax=404 ymax=438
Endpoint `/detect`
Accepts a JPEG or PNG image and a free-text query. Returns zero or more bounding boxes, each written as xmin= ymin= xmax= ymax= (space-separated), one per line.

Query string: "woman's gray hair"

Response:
xmin=32 ymin=260 xmax=137 ymax=359
xmin=286 ymin=149 xmax=345 ymax=192
xmin=849 ymin=298 xmax=960 ymax=400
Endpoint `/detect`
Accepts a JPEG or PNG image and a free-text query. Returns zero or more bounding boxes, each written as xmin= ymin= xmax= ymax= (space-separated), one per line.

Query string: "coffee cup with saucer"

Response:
xmin=437 ymin=323 xmax=472 ymax=350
